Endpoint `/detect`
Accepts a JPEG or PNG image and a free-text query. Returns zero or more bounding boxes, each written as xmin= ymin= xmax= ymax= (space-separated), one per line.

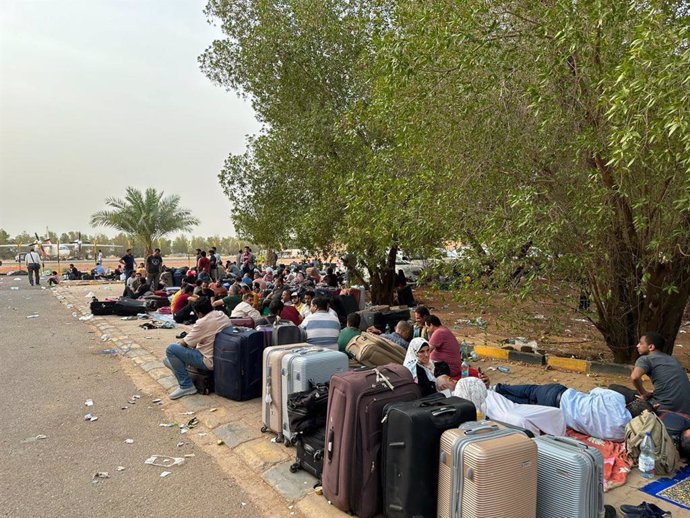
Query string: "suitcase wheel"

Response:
xmin=260 ymin=425 xmax=268 ymax=433
xmin=289 ymin=462 xmax=301 ymax=474
xmin=289 ymin=436 xmax=298 ymax=446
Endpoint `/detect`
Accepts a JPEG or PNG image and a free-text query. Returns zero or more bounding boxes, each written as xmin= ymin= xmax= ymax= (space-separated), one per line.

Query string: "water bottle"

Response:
xmin=461 ymin=360 xmax=469 ymax=379
xmin=639 ymin=432 xmax=656 ymax=479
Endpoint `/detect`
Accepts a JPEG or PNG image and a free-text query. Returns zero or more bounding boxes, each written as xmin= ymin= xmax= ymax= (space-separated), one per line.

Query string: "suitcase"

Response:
xmin=438 ymin=421 xmax=538 ymax=518
xmin=230 ymin=317 xmax=255 ymax=328
xmin=144 ymin=295 xmax=170 ymax=308
xmin=357 ymin=309 xmax=387 ymax=332
xmin=90 ymin=299 xmax=116 ymax=315
xmin=213 ymin=327 xmax=265 ymax=401
xmin=382 ymin=394 xmax=477 ymax=518
xmin=322 ymin=364 xmax=421 ymax=518
xmin=534 ymin=435 xmax=605 ymax=518
xmin=382 ymin=306 xmax=411 ymax=331
xmin=290 ymin=426 xmax=326 ymax=480
xmin=346 ymin=332 xmax=406 ymax=367
xmin=187 ymin=365 xmax=214 ymax=395
xmin=339 ymin=293 xmax=359 ymax=317
xmin=255 ymin=324 xmax=274 ymax=349
xmin=349 ymin=285 xmax=366 ymax=310
xmin=113 ymin=297 xmax=152 ymax=316
xmin=261 ymin=344 xmax=309 ymax=439
xmin=281 ymin=348 xmax=349 ymax=445
xmin=273 ymin=321 xmax=305 ymax=345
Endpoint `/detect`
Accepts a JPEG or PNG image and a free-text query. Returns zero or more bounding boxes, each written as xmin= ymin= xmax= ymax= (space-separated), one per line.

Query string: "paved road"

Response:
xmin=0 ymin=277 xmax=263 ymax=518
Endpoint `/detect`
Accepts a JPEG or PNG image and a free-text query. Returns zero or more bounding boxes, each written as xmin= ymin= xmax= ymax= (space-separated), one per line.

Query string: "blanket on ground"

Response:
xmin=566 ymin=428 xmax=632 ymax=491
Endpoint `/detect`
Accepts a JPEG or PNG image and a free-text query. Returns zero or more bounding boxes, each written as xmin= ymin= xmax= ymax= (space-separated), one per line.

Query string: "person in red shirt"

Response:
xmin=197 ymin=251 xmax=211 ymax=281
xmin=269 ymin=299 xmax=302 ymax=326
xmin=172 ymin=285 xmax=198 ymax=323
xmin=427 ymin=315 xmax=463 ymax=377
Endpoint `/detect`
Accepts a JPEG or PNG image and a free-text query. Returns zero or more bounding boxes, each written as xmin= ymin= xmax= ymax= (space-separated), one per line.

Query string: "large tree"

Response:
xmin=90 ymin=187 xmax=198 ymax=257
xmin=200 ymin=0 xmax=452 ymax=303
xmin=370 ymin=0 xmax=690 ymax=361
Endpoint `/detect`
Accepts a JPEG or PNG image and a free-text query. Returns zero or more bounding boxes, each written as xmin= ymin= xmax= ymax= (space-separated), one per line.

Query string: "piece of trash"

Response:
xmin=209 ymin=408 xmax=218 ymax=413
xmin=85 ymin=292 xmax=95 ymax=298
xmin=160 ymin=471 xmax=172 ymax=478
xmin=197 ymin=432 xmax=208 ymax=437
xmin=125 ymin=439 xmax=134 ymax=444
xmin=241 ymin=502 xmax=247 ymax=507
xmin=79 ymin=315 xmax=93 ymax=321
xmin=497 ymin=366 xmax=511 ymax=373
xmin=183 ymin=454 xmax=195 ymax=458
xmin=152 ymin=399 xmax=162 ymax=404
xmin=84 ymin=413 xmax=98 ymax=422
xmin=85 ymin=399 xmax=94 ymax=407
xmin=120 ymin=316 xmax=137 ymax=320
xmin=116 ymin=466 xmax=126 ymax=472
xmin=176 ymin=442 xmax=185 ymax=448
xmin=217 ymin=440 xmax=224 ymax=446
xmin=179 ymin=428 xmax=189 ymax=434
xmin=186 ymin=417 xmax=199 ymax=429
xmin=121 ymin=406 xmax=129 ymax=410
xmin=533 ymin=314 xmax=546 ymax=320
xmin=179 ymin=411 xmax=195 ymax=416
xmin=26 ymin=314 xmax=39 ymax=319
xmin=101 ymin=335 xmax=110 ymax=341
xmin=144 ymin=455 xmax=185 ymax=468
xmin=10 ymin=287 xmax=19 ymax=291
xmin=21 ymin=434 xmax=48 ymax=443
xmin=271 ymin=437 xmax=279 ymax=443
xmin=132 ymin=395 xmax=141 ymax=399
xmin=159 ymin=423 xmax=175 ymax=428
xmin=66 ymin=304 xmax=74 ymax=308
xmin=127 ymin=399 xmax=136 ymax=405
xmin=93 ymin=471 xmax=110 ymax=481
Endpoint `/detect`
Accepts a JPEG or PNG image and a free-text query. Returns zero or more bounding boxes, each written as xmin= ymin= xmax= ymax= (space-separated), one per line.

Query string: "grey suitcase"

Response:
xmin=281 ymin=347 xmax=349 ymax=445
xmin=534 ymin=435 xmax=605 ymax=518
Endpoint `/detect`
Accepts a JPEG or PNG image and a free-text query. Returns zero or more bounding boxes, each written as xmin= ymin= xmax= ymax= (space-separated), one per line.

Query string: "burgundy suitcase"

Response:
xmin=322 ymin=364 xmax=421 ymax=518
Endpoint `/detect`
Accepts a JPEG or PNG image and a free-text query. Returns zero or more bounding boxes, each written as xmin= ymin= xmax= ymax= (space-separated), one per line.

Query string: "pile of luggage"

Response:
xmin=90 ymin=297 xmax=158 ymax=316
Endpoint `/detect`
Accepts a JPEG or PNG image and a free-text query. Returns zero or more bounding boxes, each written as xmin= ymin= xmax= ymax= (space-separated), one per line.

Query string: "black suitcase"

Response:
xmin=382 ymin=394 xmax=476 ymax=518
xmin=357 ymin=309 xmax=386 ymax=332
xmin=90 ymin=299 xmax=116 ymax=316
xmin=144 ymin=295 xmax=170 ymax=308
xmin=113 ymin=297 xmax=152 ymax=316
xmin=340 ymin=294 xmax=359 ymax=317
xmin=382 ymin=307 xmax=411 ymax=331
xmin=213 ymin=327 xmax=264 ymax=401
xmin=187 ymin=365 xmax=214 ymax=395
xmin=290 ymin=426 xmax=326 ymax=480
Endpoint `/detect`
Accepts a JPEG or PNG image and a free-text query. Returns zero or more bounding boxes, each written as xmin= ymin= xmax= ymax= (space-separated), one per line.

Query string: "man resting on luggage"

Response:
xmin=164 ymin=297 xmax=232 ymax=400
xmin=494 ymin=383 xmax=631 ymax=441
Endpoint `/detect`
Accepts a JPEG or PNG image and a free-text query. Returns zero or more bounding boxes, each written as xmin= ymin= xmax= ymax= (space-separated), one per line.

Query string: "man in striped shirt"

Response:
xmin=299 ymin=297 xmax=341 ymax=349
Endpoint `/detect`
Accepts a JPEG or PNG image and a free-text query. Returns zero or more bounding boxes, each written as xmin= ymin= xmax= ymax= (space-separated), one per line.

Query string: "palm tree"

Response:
xmin=90 ymin=187 xmax=199 ymax=257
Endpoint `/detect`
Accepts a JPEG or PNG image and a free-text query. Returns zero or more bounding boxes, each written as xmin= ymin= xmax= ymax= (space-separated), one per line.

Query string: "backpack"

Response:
xmin=625 ymin=410 xmax=681 ymax=476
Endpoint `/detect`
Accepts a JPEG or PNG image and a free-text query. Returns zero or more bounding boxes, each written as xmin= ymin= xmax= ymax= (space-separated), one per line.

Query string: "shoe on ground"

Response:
xmin=620 ymin=501 xmax=671 ymax=517
xmin=163 ymin=357 xmax=172 ymax=370
xmin=605 ymin=505 xmax=618 ymax=518
xmin=169 ymin=386 xmax=197 ymax=400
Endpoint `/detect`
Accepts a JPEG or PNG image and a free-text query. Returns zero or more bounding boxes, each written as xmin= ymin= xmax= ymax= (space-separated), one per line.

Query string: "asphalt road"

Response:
xmin=0 ymin=276 xmax=263 ymax=518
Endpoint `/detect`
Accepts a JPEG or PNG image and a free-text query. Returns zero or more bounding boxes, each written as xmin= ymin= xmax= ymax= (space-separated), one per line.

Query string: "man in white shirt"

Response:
xmin=299 ymin=297 xmax=341 ymax=349
xmin=24 ymin=248 xmax=42 ymax=286
xmin=230 ymin=292 xmax=262 ymax=322
xmin=164 ymin=297 xmax=232 ymax=399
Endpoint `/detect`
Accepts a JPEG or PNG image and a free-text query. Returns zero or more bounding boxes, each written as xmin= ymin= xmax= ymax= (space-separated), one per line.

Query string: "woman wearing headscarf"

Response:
xmin=404 ymin=338 xmax=456 ymax=397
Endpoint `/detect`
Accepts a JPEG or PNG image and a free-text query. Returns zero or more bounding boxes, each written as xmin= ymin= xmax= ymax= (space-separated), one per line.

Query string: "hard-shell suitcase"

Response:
xmin=273 ymin=321 xmax=304 ymax=345
xmin=534 ymin=435 xmax=605 ymax=518
xmin=261 ymin=344 xmax=309 ymax=439
xmin=290 ymin=426 xmax=326 ymax=480
xmin=346 ymin=332 xmax=406 ymax=367
xmin=255 ymin=324 xmax=274 ymax=349
xmin=382 ymin=306 xmax=411 ymax=330
xmin=213 ymin=327 xmax=265 ymax=401
xmin=357 ymin=309 xmax=386 ymax=332
xmin=281 ymin=348 xmax=348 ymax=445
xmin=382 ymin=394 xmax=477 ymax=518
xmin=438 ymin=421 xmax=538 ymax=518
xmin=187 ymin=365 xmax=214 ymax=395
xmin=322 ymin=364 xmax=421 ymax=518
xmin=230 ymin=317 xmax=255 ymax=328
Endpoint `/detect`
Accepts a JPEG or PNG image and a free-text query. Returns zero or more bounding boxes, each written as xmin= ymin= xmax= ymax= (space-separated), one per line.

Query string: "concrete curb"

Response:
xmin=508 ymin=350 xmax=546 ymax=365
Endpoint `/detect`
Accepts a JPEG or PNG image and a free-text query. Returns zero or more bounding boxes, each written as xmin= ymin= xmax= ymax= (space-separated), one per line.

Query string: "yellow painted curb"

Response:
xmin=547 ymin=356 xmax=589 ymax=374
xmin=473 ymin=345 xmax=510 ymax=361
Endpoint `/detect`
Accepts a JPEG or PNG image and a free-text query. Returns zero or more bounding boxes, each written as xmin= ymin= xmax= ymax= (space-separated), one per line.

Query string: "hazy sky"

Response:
xmin=0 ymin=0 xmax=260 ymax=239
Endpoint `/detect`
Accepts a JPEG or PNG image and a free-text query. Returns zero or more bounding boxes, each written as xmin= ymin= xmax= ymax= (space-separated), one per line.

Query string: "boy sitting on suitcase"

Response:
xmin=164 ymin=297 xmax=232 ymax=400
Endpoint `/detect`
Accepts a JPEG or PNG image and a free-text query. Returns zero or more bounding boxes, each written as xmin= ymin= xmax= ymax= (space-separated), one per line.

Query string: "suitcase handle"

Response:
xmin=551 ymin=436 xmax=587 ymax=449
xmin=463 ymin=424 xmax=499 ymax=435
xmin=431 ymin=407 xmax=456 ymax=416
xmin=327 ymin=429 xmax=334 ymax=461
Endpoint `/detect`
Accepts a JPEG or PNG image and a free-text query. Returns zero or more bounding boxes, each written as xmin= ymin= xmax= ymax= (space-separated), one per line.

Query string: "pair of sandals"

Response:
xmin=615 ymin=502 xmax=672 ymax=517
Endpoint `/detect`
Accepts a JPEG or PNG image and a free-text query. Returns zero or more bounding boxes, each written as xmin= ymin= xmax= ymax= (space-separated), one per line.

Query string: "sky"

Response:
xmin=0 ymin=0 xmax=260 ymax=239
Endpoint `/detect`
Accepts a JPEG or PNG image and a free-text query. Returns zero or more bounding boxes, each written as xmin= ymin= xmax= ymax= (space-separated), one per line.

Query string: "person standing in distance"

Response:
xmin=96 ymin=249 xmax=103 ymax=265
xmin=25 ymin=247 xmax=42 ymax=286
xmin=145 ymin=248 xmax=163 ymax=290
xmin=119 ymin=248 xmax=135 ymax=284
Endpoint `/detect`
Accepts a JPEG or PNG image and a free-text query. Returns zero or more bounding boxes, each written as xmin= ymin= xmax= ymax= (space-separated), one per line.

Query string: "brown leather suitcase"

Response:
xmin=345 ymin=332 xmax=406 ymax=367
xmin=322 ymin=364 xmax=420 ymax=518
xmin=438 ymin=420 xmax=538 ymax=518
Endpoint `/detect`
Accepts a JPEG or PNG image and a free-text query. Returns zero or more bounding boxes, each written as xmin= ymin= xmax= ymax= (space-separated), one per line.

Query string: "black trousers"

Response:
xmin=27 ymin=264 xmax=40 ymax=285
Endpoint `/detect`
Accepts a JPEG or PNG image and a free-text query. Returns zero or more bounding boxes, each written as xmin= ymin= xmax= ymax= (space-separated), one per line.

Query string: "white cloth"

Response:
xmin=559 ymin=388 xmax=631 ymax=442
xmin=453 ymin=377 xmax=488 ymax=409
xmin=484 ymin=391 xmax=566 ymax=436
xmin=404 ymin=337 xmax=434 ymax=382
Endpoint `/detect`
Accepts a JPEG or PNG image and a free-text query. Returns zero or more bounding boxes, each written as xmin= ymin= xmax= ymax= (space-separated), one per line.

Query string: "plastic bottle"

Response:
xmin=461 ymin=360 xmax=469 ymax=379
xmin=639 ymin=432 xmax=656 ymax=479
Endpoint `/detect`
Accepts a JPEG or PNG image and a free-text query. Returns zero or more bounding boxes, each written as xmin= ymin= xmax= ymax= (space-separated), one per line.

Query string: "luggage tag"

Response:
xmin=374 ymin=369 xmax=395 ymax=391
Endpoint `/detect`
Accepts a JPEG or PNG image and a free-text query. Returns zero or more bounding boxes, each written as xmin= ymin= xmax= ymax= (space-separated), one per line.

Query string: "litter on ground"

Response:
xmin=84 ymin=413 xmax=98 ymax=422
xmin=144 ymin=455 xmax=185 ymax=468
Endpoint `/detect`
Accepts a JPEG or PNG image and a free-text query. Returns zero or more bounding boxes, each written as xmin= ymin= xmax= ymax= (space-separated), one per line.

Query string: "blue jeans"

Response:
xmin=165 ymin=343 xmax=210 ymax=389
xmin=495 ymin=383 xmax=566 ymax=407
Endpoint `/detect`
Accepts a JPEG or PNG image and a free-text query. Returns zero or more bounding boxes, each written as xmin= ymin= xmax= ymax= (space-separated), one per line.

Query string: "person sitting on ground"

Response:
xmin=172 ymin=284 xmax=198 ymax=324
xmin=274 ymin=298 xmax=302 ymax=326
xmin=495 ymin=383 xmax=632 ymax=441
xmin=298 ymin=290 xmax=315 ymax=319
xmin=230 ymin=292 xmax=262 ymax=322
xmin=322 ymin=267 xmax=339 ymax=288
xmin=300 ymin=297 xmax=341 ymax=348
xmin=253 ymin=272 xmax=267 ymax=291
xmin=291 ymin=292 xmax=306 ymax=315
xmin=164 ymin=297 xmax=232 ymax=399
xmin=213 ymin=284 xmax=242 ymax=314
xmin=427 ymin=315 xmax=463 ymax=377
xmin=404 ymin=338 xmax=458 ymax=397
xmin=337 ymin=313 xmax=362 ymax=352
xmin=380 ymin=320 xmax=414 ymax=350
xmin=208 ymin=279 xmax=228 ymax=298
xmin=227 ymin=260 xmax=240 ymax=276
xmin=123 ymin=270 xmax=139 ymax=296
xmin=413 ymin=306 xmax=430 ymax=339
xmin=631 ymin=331 xmax=690 ymax=415
xmin=125 ymin=273 xmax=150 ymax=299
xmin=92 ymin=263 xmax=106 ymax=278
xmin=47 ymin=271 xmax=60 ymax=286
xmin=68 ymin=263 xmax=82 ymax=280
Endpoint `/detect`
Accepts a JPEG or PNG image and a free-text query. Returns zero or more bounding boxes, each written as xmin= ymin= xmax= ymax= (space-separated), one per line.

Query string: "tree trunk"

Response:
xmin=368 ymin=247 xmax=398 ymax=305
